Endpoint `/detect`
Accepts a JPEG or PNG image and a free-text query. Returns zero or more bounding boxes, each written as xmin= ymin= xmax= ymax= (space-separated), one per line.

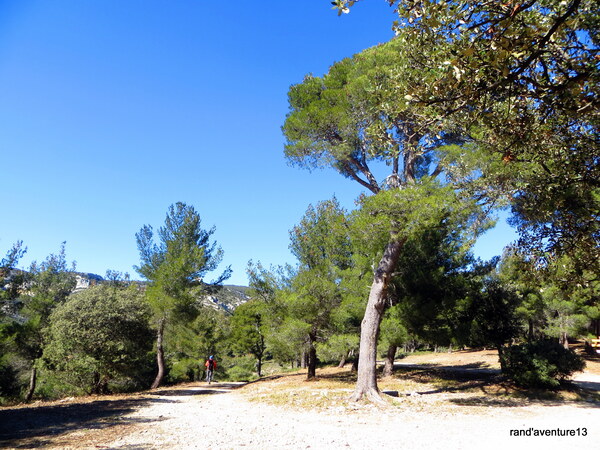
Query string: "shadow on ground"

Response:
xmin=391 ymin=363 xmax=600 ymax=408
xmin=148 ymin=384 xmax=237 ymax=397
xmin=573 ymin=379 xmax=600 ymax=391
xmin=0 ymin=384 xmax=237 ymax=448
xmin=0 ymin=397 xmax=162 ymax=448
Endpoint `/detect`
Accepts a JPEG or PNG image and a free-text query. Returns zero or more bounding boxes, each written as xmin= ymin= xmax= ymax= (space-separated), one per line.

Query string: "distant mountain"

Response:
xmin=73 ymin=273 xmax=249 ymax=313
xmin=73 ymin=272 xmax=105 ymax=293
xmin=200 ymin=285 xmax=250 ymax=313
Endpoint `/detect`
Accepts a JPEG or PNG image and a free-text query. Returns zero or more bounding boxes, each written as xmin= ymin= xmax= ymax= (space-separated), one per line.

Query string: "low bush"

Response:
xmin=0 ymin=356 xmax=20 ymax=404
xmin=224 ymin=355 xmax=257 ymax=382
xmin=169 ymin=358 xmax=201 ymax=383
xmin=500 ymin=339 xmax=586 ymax=388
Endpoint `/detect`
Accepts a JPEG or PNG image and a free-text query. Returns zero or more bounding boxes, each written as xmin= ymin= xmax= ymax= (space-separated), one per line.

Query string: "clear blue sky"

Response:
xmin=0 ymin=0 xmax=517 ymax=285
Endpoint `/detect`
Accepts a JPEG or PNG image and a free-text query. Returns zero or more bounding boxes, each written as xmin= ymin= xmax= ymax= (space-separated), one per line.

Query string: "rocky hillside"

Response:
xmin=74 ymin=273 xmax=249 ymax=313
xmin=200 ymin=285 xmax=250 ymax=313
xmin=3 ymin=271 xmax=250 ymax=314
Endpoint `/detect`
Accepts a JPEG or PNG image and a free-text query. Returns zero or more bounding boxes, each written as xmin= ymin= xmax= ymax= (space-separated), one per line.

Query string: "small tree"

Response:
xmin=379 ymin=305 xmax=408 ymax=377
xmin=464 ymin=279 xmax=522 ymax=367
xmin=16 ymin=244 xmax=76 ymax=401
xmin=500 ymin=339 xmax=586 ymax=388
xmin=43 ymin=284 xmax=154 ymax=394
xmin=135 ymin=202 xmax=231 ymax=388
xmin=245 ymin=262 xmax=299 ymax=369
xmin=0 ymin=242 xmax=27 ymax=402
xmin=230 ymin=300 xmax=267 ymax=377
xmin=285 ymin=198 xmax=353 ymax=379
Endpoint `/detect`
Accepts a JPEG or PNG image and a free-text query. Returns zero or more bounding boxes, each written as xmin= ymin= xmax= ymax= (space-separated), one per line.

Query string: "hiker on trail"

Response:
xmin=205 ymin=356 xmax=217 ymax=384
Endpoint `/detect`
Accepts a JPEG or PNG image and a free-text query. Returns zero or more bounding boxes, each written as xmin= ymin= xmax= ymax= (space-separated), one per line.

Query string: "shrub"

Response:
xmin=169 ymin=357 xmax=201 ymax=383
xmin=500 ymin=339 xmax=586 ymax=388
xmin=224 ymin=355 xmax=258 ymax=382
xmin=43 ymin=284 xmax=154 ymax=394
xmin=0 ymin=356 xmax=20 ymax=403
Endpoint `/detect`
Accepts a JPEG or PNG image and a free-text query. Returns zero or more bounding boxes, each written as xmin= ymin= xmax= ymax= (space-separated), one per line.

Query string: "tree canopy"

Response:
xmin=333 ymin=0 xmax=599 ymax=271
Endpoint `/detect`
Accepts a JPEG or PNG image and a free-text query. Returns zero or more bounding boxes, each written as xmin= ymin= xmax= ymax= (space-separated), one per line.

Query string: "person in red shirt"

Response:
xmin=204 ymin=356 xmax=217 ymax=384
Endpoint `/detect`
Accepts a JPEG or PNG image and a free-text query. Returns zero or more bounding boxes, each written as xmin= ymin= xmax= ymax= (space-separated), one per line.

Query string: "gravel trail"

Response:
xmin=2 ymin=353 xmax=599 ymax=450
xmin=94 ymin=382 xmax=598 ymax=450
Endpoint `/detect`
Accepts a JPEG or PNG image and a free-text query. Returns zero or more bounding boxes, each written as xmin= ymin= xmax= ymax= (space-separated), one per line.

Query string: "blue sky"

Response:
xmin=0 ymin=0 xmax=517 ymax=285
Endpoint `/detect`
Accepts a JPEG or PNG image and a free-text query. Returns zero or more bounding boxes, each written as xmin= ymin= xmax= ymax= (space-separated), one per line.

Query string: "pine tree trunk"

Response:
xmin=92 ymin=372 xmax=101 ymax=394
xmin=383 ymin=344 xmax=397 ymax=377
xmin=560 ymin=331 xmax=569 ymax=349
xmin=352 ymin=238 xmax=405 ymax=403
xmin=307 ymin=334 xmax=317 ymax=379
xmin=338 ymin=354 xmax=347 ymax=368
xmin=257 ymin=335 xmax=265 ymax=377
xmin=527 ymin=319 xmax=534 ymax=341
xmin=256 ymin=357 xmax=262 ymax=378
xmin=25 ymin=365 xmax=37 ymax=402
xmin=151 ymin=317 xmax=166 ymax=389
xmin=497 ymin=345 xmax=507 ymax=373
xmin=300 ymin=349 xmax=307 ymax=369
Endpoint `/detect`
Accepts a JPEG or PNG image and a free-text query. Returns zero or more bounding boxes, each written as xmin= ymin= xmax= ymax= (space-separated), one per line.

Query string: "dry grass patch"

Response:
xmin=239 ymin=368 xmax=357 ymax=411
xmin=239 ymin=366 xmax=447 ymax=412
xmin=238 ymin=349 xmax=600 ymax=413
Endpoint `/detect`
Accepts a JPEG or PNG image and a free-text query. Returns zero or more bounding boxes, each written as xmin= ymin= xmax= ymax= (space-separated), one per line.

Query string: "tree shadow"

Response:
xmin=0 ymin=383 xmax=247 ymax=448
xmin=392 ymin=364 xmax=600 ymax=408
xmin=573 ymin=379 xmax=600 ymax=391
xmin=241 ymin=375 xmax=284 ymax=386
xmin=316 ymin=370 xmax=357 ymax=384
xmin=0 ymin=397 xmax=163 ymax=448
xmin=148 ymin=387 xmax=229 ymax=396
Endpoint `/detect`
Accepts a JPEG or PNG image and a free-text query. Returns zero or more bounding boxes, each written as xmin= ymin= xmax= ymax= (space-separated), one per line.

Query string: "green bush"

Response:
xmin=500 ymin=339 xmax=586 ymax=388
xmin=0 ymin=356 xmax=20 ymax=404
xmin=35 ymin=367 xmax=87 ymax=400
xmin=224 ymin=355 xmax=257 ymax=382
xmin=169 ymin=357 xmax=201 ymax=383
xmin=43 ymin=285 xmax=154 ymax=394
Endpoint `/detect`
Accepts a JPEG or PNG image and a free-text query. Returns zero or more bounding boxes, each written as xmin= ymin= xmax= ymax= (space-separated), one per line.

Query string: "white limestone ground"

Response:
xmin=91 ymin=382 xmax=597 ymax=450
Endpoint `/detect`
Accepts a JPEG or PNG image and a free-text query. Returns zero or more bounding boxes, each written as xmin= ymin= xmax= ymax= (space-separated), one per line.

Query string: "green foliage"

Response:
xmin=230 ymin=300 xmax=267 ymax=376
xmin=136 ymin=202 xmax=231 ymax=291
xmin=317 ymin=333 xmax=359 ymax=364
xmin=462 ymin=278 xmax=522 ymax=351
xmin=366 ymin=212 xmax=478 ymax=351
xmin=0 ymin=241 xmax=27 ymax=318
xmin=283 ymin=37 xmax=482 ymax=197
xmin=540 ymin=254 xmax=597 ymax=342
xmin=337 ymin=0 xmax=599 ymax=274
xmin=498 ymin=248 xmax=547 ymax=340
xmin=379 ymin=305 xmax=409 ymax=354
xmin=500 ymin=339 xmax=586 ymax=388
xmin=1 ymin=244 xmax=77 ymax=401
xmin=0 ymin=242 xmax=28 ymax=402
xmin=223 ymin=355 xmax=258 ymax=382
xmin=284 ymin=199 xmax=355 ymax=375
xmin=266 ymin=316 xmax=310 ymax=365
xmin=135 ymin=202 xmax=231 ymax=313
xmin=283 ymin=34 xmax=494 ymax=392
xmin=0 ymin=354 xmax=19 ymax=403
xmin=34 ymin=367 xmax=88 ymax=399
xmin=498 ymin=247 xmax=598 ymax=344
xmin=43 ymin=284 xmax=154 ymax=394
xmin=290 ymin=197 xmax=352 ymax=271
xmin=163 ymin=305 xmax=230 ymax=384
xmin=169 ymin=357 xmax=201 ymax=383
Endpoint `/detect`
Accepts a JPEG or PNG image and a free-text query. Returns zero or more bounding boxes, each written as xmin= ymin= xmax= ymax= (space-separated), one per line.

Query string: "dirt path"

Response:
xmin=1 ymin=379 xmax=598 ymax=450
xmin=2 ymin=350 xmax=600 ymax=449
